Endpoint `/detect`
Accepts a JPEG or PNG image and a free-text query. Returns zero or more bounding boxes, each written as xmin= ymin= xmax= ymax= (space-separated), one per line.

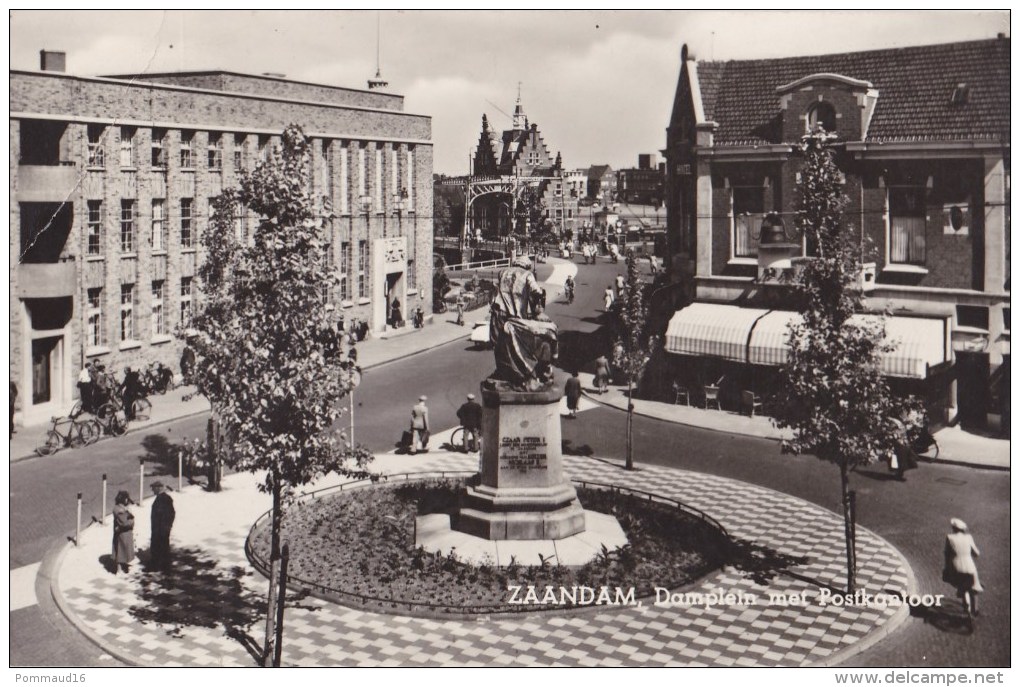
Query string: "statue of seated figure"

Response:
xmin=488 ymin=257 xmax=558 ymax=391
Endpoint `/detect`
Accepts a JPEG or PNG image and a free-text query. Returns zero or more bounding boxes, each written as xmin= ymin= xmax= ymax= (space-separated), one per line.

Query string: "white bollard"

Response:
xmin=139 ymin=459 xmax=145 ymax=505
xmin=75 ymin=493 xmax=82 ymax=547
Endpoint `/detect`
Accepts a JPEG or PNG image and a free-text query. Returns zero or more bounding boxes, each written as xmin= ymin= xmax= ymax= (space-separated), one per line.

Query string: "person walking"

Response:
xmin=888 ymin=416 xmax=920 ymax=481
xmin=603 ymin=286 xmax=615 ymax=311
xmin=112 ymin=491 xmax=135 ymax=574
xmin=456 ymin=393 xmax=483 ymax=452
xmin=149 ymin=481 xmax=176 ymax=572
xmin=120 ymin=367 xmax=143 ymax=420
xmin=594 ymin=355 xmax=611 ymax=394
xmin=455 ymin=293 xmax=465 ymax=326
xmin=409 ymin=395 xmax=430 ymax=455
xmin=389 ymin=297 xmax=403 ymax=329
xmin=565 ymin=371 xmax=582 ymax=418
xmin=943 ymin=518 xmax=983 ymax=618
xmin=614 ymin=273 xmax=625 ymax=296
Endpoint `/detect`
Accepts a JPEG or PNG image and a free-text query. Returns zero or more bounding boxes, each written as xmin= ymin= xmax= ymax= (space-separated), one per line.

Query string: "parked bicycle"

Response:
xmin=36 ymin=415 xmax=100 ymax=456
xmin=449 ymin=426 xmax=480 ymax=454
xmin=141 ymin=362 xmax=175 ymax=395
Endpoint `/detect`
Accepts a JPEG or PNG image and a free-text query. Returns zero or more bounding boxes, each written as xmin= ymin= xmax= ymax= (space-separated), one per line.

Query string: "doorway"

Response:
xmin=31 ymin=336 xmax=62 ymax=405
xmin=385 ymin=272 xmax=404 ymax=327
xmin=956 ymin=352 xmax=990 ymax=429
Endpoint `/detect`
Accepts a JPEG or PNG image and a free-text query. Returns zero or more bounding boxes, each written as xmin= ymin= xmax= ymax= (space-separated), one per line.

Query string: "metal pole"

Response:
xmin=178 ymin=447 xmax=183 ymax=492
xmin=849 ymin=490 xmax=858 ymax=576
xmin=349 ymin=388 xmax=355 ymax=447
xmin=272 ymin=542 xmax=290 ymax=668
xmin=139 ymin=458 xmax=145 ymax=505
xmin=75 ymin=493 xmax=82 ymax=547
xmin=101 ymin=474 xmax=107 ymax=524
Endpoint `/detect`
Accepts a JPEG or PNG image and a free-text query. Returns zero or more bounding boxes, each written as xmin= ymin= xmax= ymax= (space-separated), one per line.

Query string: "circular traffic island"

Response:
xmin=247 ymin=477 xmax=731 ymax=617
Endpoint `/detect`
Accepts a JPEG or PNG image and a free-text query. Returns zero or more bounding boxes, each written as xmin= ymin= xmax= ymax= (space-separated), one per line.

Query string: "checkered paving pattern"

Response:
xmin=57 ymin=450 xmax=911 ymax=667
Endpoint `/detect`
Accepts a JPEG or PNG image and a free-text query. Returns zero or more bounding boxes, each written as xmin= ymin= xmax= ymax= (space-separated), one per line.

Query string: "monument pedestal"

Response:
xmin=455 ymin=384 xmax=586 ymax=540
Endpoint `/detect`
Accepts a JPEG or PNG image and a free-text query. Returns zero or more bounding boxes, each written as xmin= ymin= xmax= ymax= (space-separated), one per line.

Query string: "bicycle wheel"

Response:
xmin=132 ymin=397 xmax=152 ymax=421
xmin=450 ymin=427 xmax=466 ymax=453
xmin=83 ymin=419 xmax=102 ymax=445
xmin=69 ymin=421 xmax=91 ymax=448
xmin=36 ymin=431 xmax=62 ymax=456
xmin=69 ymin=400 xmax=84 ymax=419
xmin=108 ymin=413 xmax=127 ymax=437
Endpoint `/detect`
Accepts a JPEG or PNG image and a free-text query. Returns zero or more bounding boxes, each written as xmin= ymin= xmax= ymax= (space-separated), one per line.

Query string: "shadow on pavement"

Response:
xmin=126 ymin=544 xmax=301 ymax=663
xmin=911 ymin=600 xmax=976 ymax=635
xmin=725 ymin=539 xmax=813 ymax=587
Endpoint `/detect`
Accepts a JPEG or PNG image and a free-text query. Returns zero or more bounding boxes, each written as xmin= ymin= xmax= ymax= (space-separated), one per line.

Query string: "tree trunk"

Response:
xmin=840 ymin=461 xmax=856 ymax=594
xmin=261 ymin=474 xmax=282 ymax=666
xmin=625 ymin=380 xmax=634 ymax=470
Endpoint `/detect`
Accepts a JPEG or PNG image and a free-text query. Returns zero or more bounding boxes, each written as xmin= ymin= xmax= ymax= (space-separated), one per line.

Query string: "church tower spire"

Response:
xmin=512 ymin=82 xmax=526 ymax=131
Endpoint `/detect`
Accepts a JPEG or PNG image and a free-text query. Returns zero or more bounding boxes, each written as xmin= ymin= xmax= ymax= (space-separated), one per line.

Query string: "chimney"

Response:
xmin=40 ymin=50 xmax=66 ymax=72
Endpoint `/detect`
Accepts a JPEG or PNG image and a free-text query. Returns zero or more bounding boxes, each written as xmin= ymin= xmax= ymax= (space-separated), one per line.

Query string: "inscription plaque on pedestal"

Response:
xmin=455 ymin=384 xmax=586 ymax=541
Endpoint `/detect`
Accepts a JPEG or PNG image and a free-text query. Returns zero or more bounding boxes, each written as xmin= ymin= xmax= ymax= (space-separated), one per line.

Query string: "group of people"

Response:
xmin=111 ymin=480 xmax=176 ymax=575
xmin=76 ymin=362 xmax=145 ymax=420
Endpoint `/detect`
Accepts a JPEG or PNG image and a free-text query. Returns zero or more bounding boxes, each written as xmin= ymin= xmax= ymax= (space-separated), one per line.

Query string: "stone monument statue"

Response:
xmin=454 ymin=257 xmax=585 ymax=541
xmin=488 ymin=257 xmax=558 ymax=392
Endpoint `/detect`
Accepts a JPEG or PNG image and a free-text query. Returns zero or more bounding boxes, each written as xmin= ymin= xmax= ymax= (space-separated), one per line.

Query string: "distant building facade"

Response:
xmin=11 ymin=54 xmax=433 ymax=425
xmin=470 ymin=97 xmax=578 ymax=237
xmin=663 ymin=38 xmax=1009 ymax=429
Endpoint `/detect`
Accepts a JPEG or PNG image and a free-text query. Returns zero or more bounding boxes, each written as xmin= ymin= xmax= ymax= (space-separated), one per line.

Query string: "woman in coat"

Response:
xmin=112 ymin=490 xmax=135 ymax=574
xmin=944 ymin=518 xmax=983 ymax=618
xmin=594 ymin=355 xmax=611 ymax=394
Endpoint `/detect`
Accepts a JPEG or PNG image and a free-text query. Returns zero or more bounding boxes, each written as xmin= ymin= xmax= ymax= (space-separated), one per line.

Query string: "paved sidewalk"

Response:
xmin=51 ymin=430 xmax=914 ymax=667
xmin=9 ymin=259 xmax=578 ymax=464
xmin=579 ymin=373 xmax=1010 ymax=470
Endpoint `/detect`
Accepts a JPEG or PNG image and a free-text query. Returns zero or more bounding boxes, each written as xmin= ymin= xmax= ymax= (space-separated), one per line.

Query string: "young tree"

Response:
xmin=771 ymin=129 xmax=916 ymax=594
xmin=187 ymin=125 xmax=373 ymax=664
xmin=612 ymin=250 xmax=660 ymax=470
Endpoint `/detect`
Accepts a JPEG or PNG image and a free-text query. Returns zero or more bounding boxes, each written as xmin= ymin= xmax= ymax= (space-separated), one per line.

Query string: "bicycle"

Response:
xmin=910 ymin=428 xmax=940 ymax=461
xmin=36 ymin=416 xmax=99 ymax=456
xmin=449 ymin=426 xmax=480 ymax=453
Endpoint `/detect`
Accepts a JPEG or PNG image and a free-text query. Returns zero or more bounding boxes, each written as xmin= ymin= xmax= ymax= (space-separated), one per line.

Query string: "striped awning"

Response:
xmin=665 ymin=303 xmax=770 ymax=362
xmin=666 ymin=304 xmax=952 ymax=379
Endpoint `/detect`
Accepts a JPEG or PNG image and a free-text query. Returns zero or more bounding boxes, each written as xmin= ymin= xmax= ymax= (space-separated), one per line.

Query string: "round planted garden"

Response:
xmin=246 ymin=476 xmax=731 ymax=616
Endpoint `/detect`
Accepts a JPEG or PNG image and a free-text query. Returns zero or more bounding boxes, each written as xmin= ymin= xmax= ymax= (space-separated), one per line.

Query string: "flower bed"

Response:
xmin=247 ymin=478 xmax=729 ymax=616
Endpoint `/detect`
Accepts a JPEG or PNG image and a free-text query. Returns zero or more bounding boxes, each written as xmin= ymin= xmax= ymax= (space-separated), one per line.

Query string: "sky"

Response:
xmin=9 ymin=9 xmax=1010 ymax=175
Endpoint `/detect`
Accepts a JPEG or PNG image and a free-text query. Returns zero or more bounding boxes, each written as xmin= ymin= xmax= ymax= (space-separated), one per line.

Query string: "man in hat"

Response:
xmin=409 ymin=395 xmax=430 ymax=455
xmin=149 ymin=481 xmax=176 ymax=572
xmin=456 ymin=393 xmax=483 ymax=453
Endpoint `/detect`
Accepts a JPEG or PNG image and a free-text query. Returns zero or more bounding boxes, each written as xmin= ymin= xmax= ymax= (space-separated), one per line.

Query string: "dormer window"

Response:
xmin=951 ymin=83 xmax=970 ymax=105
xmin=807 ymin=101 xmax=837 ymax=133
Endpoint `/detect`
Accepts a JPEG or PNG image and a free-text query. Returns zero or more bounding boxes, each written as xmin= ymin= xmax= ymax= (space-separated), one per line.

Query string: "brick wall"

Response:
xmin=11 ymin=72 xmax=430 ymax=142
xmin=109 ymin=72 xmax=405 ymax=112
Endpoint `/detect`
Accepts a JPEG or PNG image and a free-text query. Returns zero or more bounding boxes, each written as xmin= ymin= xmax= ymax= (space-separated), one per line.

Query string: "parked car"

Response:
xmin=469 ymin=320 xmax=492 ymax=349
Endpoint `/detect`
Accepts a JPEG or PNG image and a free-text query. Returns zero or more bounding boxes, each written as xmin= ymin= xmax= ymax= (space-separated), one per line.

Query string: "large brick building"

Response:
xmin=11 ymin=53 xmax=433 ymax=426
xmin=663 ymin=37 xmax=1009 ymax=428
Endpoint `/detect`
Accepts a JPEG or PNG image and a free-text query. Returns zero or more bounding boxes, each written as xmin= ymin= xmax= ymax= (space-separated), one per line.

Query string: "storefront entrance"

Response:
xmin=956 ymin=352 xmax=990 ymax=429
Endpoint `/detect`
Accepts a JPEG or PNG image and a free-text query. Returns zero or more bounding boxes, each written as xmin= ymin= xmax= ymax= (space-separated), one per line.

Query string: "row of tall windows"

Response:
xmin=84 ymin=199 xmax=196 ymax=256
xmin=85 ymin=277 xmax=192 ymax=348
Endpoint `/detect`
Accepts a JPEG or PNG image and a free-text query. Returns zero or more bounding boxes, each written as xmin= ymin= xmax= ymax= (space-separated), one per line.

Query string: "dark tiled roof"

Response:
xmin=696 ymin=38 xmax=1009 ymax=146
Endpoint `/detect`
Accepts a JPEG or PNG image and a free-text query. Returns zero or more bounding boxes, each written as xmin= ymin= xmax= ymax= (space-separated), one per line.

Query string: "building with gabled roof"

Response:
xmin=469 ymin=96 xmax=578 ymax=238
xmin=662 ymin=36 xmax=1009 ymax=430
